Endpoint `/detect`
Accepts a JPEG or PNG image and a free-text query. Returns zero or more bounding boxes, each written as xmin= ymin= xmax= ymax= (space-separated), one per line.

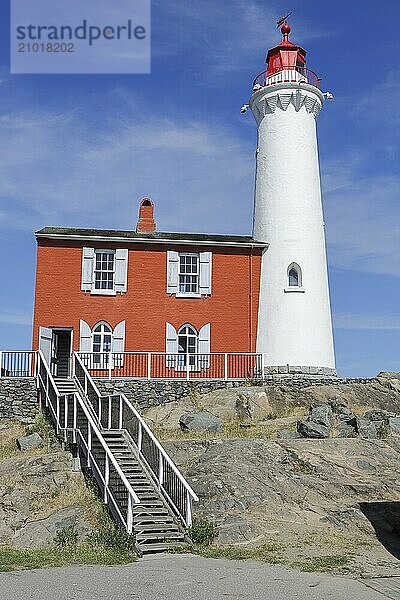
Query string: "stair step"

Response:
xmin=134 ymin=506 xmax=167 ymax=513
xmin=134 ymin=523 xmax=179 ymax=532
xmin=138 ymin=541 xmax=187 ymax=554
xmin=126 ymin=478 xmax=148 ymax=484
xmin=134 ymin=515 xmax=174 ymax=524
xmin=136 ymin=531 xmax=185 ymax=542
xmin=135 ymin=494 xmax=160 ymax=501
xmin=134 ymin=501 xmax=165 ymax=508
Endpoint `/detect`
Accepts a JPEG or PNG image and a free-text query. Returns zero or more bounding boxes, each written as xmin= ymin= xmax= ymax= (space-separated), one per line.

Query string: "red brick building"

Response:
xmin=33 ymin=199 xmax=265 ymax=377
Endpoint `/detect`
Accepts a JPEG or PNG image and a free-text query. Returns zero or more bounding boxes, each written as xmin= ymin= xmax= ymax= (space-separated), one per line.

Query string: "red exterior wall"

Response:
xmin=32 ymin=239 xmax=262 ymax=352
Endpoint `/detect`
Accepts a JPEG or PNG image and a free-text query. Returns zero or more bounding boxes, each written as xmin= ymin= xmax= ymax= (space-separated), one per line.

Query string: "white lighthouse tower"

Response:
xmin=250 ymin=22 xmax=336 ymax=377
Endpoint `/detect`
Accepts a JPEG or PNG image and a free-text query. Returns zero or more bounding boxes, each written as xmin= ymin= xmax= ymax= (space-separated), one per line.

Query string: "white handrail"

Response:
xmin=74 ymin=352 xmax=198 ymax=502
xmin=69 ymin=391 xmax=141 ymax=506
xmin=120 ymin=392 xmax=199 ymax=502
xmin=37 ymin=351 xmax=140 ymax=510
xmin=74 ymin=351 xmax=102 ymax=401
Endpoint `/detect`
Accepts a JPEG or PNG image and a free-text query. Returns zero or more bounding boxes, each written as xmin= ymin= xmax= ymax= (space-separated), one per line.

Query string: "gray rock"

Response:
xmin=309 ymin=404 xmax=333 ymax=429
xmin=12 ymin=506 xmax=92 ymax=549
xmin=0 ymin=511 xmax=13 ymax=544
xmin=297 ymin=420 xmax=330 ymax=439
xmin=179 ymin=410 xmax=222 ymax=433
xmin=363 ymin=410 xmax=395 ymax=422
xmin=334 ymin=405 xmax=355 ymax=421
xmin=1 ymin=489 xmax=31 ymax=528
xmin=355 ymin=417 xmax=378 ymax=439
xmin=277 ymin=430 xmax=301 ymax=439
xmin=388 ymin=417 xmax=400 ymax=434
xmin=16 ymin=432 xmax=43 ymax=451
xmin=336 ymin=422 xmax=357 ymax=438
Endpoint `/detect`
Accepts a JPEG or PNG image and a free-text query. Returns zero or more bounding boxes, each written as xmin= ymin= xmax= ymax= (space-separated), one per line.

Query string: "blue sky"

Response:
xmin=0 ymin=0 xmax=399 ymax=377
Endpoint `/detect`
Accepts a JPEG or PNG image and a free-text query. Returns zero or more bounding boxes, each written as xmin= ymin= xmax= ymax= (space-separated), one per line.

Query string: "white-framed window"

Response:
xmin=285 ymin=263 xmax=305 ymax=293
xmin=179 ymin=254 xmax=199 ymax=295
xmin=81 ymin=247 xmax=128 ymax=295
xmin=79 ymin=319 xmax=126 ymax=369
xmin=94 ymin=250 xmax=115 ymax=292
xmin=167 ymin=251 xmax=212 ymax=296
xmin=92 ymin=321 xmax=113 ymax=367
xmin=178 ymin=323 xmax=198 ymax=367
xmin=166 ymin=322 xmax=210 ymax=370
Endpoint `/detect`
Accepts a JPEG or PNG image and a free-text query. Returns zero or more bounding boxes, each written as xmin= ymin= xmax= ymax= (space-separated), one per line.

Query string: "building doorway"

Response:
xmin=39 ymin=327 xmax=73 ymax=377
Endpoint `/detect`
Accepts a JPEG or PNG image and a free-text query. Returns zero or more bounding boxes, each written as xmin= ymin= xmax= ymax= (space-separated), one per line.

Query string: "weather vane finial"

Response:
xmin=276 ymin=11 xmax=292 ymax=29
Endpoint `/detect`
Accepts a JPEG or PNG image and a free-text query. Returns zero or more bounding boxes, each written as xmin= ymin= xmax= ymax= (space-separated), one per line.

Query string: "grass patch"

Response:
xmin=194 ymin=542 xmax=283 ymax=563
xmin=30 ymin=472 xmax=97 ymax=520
xmin=0 ymin=421 xmax=26 ymax=459
xmin=28 ymin=412 xmax=58 ymax=446
xmin=291 ymin=554 xmax=351 ymax=572
xmin=0 ymin=543 xmax=136 ymax=572
xmin=188 ymin=518 xmax=217 ymax=545
xmin=154 ymin=423 xmax=289 ymax=442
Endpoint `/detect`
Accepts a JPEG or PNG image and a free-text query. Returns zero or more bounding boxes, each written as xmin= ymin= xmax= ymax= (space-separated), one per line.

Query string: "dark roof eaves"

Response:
xmin=35 ymin=227 xmax=268 ymax=248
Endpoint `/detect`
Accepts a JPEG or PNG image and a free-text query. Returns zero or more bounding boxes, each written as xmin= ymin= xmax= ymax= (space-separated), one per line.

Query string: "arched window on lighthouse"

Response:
xmin=288 ymin=263 xmax=302 ymax=288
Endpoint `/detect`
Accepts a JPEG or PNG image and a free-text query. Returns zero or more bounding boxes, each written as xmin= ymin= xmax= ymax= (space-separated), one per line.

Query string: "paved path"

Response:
xmin=0 ymin=554 xmax=390 ymax=600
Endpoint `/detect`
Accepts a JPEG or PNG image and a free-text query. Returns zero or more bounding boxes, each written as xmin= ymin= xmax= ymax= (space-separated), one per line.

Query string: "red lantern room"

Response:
xmin=252 ymin=21 xmax=319 ymax=90
xmin=266 ymin=23 xmax=306 ymax=76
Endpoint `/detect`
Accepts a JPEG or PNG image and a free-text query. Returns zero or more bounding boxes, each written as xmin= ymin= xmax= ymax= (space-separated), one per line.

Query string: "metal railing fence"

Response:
xmin=253 ymin=66 xmax=320 ymax=89
xmin=77 ymin=352 xmax=264 ymax=381
xmin=0 ymin=351 xmax=36 ymax=377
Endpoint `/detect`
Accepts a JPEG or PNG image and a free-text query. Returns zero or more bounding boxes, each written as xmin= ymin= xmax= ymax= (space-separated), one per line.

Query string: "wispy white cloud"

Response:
xmin=322 ymin=155 xmax=400 ymax=277
xmin=153 ymin=0 xmax=329 ymax=81
xmin=0 ymin=95 xmax=254 ymax=235
xmin=0 ymin=85 xmax=398 ymax=281
xmin=334 ymin=313 xmax=400 ymax=330
xmin=0 ymin=308 xmax=32 ymax=326
xmin=351 ymin=70 xmax=400 ymax=127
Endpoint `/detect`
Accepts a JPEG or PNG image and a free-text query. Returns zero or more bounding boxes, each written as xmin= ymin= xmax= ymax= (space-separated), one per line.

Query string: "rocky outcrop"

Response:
xmin=12 ymin=507 xmax=92 ymax=549
xmin=165 ymin=437 xmax=400 ymax=572
xmin=139 ymin=372 xmax=400 ymax=434
xmin=0 ymin=421 xmax=95 ymax=548
xmin=296 ymin=400 xmax=400 ymax=441
xmin=96 ymin=373 xmax=398 ymax=415
xmin=179 ymin=411 xmax=222 ymax=433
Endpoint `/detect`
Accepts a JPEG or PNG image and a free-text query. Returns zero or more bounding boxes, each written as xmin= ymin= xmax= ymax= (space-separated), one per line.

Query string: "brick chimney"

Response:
xmin=136 ymin=198 xmax=156 ymax=233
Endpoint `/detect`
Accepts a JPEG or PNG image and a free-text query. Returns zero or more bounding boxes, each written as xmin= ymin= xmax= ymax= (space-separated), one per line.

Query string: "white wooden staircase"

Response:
xmin=37 ymin=353 xmax=198 ymax=556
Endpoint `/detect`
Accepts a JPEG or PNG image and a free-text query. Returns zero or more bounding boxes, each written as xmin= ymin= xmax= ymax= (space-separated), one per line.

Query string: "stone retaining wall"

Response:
xmin=95 ymin=376 xmax=373 ymax=412
xmin=0 ymin=379 xmax=38 ymax=422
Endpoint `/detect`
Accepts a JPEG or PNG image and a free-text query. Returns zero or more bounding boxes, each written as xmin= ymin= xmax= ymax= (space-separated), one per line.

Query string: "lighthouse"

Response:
xmin=250 ymin=22 xmax=336 ymax=376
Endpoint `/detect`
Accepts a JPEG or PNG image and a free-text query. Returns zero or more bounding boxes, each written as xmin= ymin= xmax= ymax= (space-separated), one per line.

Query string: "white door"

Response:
xmin=39 ymin=327 xmax=53 ymax=368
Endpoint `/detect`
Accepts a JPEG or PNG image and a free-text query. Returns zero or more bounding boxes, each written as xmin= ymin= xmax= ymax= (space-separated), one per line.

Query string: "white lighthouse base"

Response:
xmin=262 ymin=364 xmax=337 ymax=378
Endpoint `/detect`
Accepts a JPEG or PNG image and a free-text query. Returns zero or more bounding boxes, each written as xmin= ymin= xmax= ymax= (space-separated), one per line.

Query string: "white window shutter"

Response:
xmin=112 ymin=320 xmax=126 ymax=367
xmin=166 ymin=322 xmax=178 ymax=368
xmin=199 ymin=252 xmax=212 ymax=295
xmin=39 ymin=327 xmax=53 ymax=368
xmin=79 ymin=320 xmax=92 ymax=355
xmin=167 ymin=251 xmax=179 ymax=294
xmin=81 ymin=247 xmax=94 ymax=291
xmin=115 ymin=249 xmax=128 ymax=293
xmin=198 ymin=323 xmax=211 ymax=369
